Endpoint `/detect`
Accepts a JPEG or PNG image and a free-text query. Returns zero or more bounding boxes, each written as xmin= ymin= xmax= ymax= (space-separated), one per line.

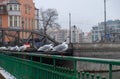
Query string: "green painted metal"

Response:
xmin=0 ymin=51 xmax=119 ymax=79
xmin=82 ymin=72 xmax=85 ymax=79
xmin=109 ymin=64 xmax=112 ymax=79
xmin=91 ymin=74 xmax=95 ymax=79
xmin=102 ymin=76 xmax=106 ymax=79
xmin=86 ymin=72 xmax=90 ymax=79
xmin=96 ymin=74 xmax=100 ymax=79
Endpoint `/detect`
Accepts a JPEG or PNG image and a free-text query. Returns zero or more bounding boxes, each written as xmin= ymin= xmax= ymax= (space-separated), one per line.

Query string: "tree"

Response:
xmin=40 ymin=8 xmax=60 ymax=35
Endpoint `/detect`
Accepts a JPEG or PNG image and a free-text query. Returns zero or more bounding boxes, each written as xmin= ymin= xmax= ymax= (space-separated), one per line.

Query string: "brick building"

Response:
xmin=0 ymin=0 xmax=39 ymax=40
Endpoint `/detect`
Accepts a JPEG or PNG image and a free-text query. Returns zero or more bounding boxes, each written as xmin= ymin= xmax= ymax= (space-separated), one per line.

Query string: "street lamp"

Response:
xmin=73 ymin=25 xmax=76 ymax=43
xmin=104 ymin=0 xmax=107 ymax=42
xmin=69 ymin=13 xmax=71 ymax=43
xmin=22 ymin=21 xmax=24 ymax=39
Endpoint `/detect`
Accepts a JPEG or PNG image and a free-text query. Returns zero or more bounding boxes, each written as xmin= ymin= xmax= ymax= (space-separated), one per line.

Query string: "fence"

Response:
xmin=0 ymin=51 xmax=120 ymax=79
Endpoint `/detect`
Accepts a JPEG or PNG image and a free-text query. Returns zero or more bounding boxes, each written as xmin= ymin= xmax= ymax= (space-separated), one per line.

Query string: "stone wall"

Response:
xmin=72 ymin=43 xmax=120 ymax=71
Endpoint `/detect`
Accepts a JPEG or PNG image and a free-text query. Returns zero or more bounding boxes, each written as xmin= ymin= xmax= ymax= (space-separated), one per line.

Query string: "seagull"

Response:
xmin=9 ymin=46 xmax=20 ymax=51
xmin=0 ymin=46 xmax=8 ymax=50
xmin=19 ymin=45 xmax=27 ymax=52
xmin=37 ymin=44 xmax=54 ymax=52
xmin=52 ymin=41 xmax=68 ymax=52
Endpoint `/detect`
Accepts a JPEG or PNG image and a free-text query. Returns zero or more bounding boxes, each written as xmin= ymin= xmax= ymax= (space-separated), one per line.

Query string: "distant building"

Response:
xmin=91 ymin=26 xmax=99 ymax=42
xmin=0 ymin=0 xmax=39 ymax=40
xmin=83 ymin=32 xmax=92 ymax=43
xmin=92 ymin=20 xmax=120 ymax=42
xmin=49 ymin=29 xmax=68 ymax=43
xmin=48 ymin=26 xmax=83 ymax=43
xmin=71 ymin=25 xmax=83 ymax=43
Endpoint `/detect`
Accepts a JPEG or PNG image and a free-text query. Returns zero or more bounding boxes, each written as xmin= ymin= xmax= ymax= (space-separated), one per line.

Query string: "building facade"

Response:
xmin=71 ymin=25 xmax=83 ymax=43
xmin=92 ymin=20 xmax=120 ymax=42
xmin=0 ymin=0 xmax=39 ymax=39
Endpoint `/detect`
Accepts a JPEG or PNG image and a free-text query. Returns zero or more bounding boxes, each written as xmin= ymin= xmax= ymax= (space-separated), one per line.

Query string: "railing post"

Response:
xmin=109 ymin=64 xmax=112 ymax=79
xmin=73 ymin=60 xmax=77 ymax=76
xmin=82 ymin=72 xmax=85 ymax=79
xmin=86 ymin=72 xmax=90 ymax=79
xmin=102 ymin=76 xmax=106 ymax=79
xmin=30 ymin=56 xmax=32 ymax=61
xmin=96 ymin=74 xmax=100 ymax=79
xmin=53 ymin=58 xmax=56 ymax=70
xmin=91 ymin=74 xmax=95 ymax=79
xmin=40 ymin=57 xmax=42 ymax=63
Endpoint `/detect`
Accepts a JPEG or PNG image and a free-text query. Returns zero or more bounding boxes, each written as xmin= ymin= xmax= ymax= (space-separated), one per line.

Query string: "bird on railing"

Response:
xmin=8 ymin=46 xmax=20 ymax=51
xmin=0 ymin=46 xmax=8 ymax=51
xmin=51 ymin=40 xmax=68 ymax=53
xmin=37 ymin=44 xmax=54 ymax=52
xmin=19 ymin=45 xmax=27 ymax=52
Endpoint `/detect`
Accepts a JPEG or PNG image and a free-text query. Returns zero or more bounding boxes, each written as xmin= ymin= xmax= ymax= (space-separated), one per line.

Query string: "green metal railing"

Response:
xmin=0 ymin=51 xmax=120 ymax=79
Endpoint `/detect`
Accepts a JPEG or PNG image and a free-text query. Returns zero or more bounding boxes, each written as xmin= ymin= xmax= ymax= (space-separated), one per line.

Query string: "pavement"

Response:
xmin=0 ymin=67 xmax=16 ymax=79
xmin=0 ymin=73 xmax=5 ymax=79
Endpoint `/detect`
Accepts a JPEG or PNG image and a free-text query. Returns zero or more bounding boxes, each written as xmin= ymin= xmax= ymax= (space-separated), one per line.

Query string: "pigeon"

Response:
xmin=37 ymin=44 xmax=54 ymax=52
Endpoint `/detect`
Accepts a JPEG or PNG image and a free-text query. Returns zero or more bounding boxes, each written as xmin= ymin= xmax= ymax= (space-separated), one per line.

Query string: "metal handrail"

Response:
xmin=1 ymin=51 xmax=120 ymax=79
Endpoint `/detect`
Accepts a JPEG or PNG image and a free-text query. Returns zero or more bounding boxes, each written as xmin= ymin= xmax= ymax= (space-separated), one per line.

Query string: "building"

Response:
xmin=91 ymin=26 xmax=99 ymax=42
xmin=0 ymin=0 xmax=39 ymax=40
xmin=48 ymin=29 xmax=68 ymax=43
xmin=83 ymin=32 xmax=92 ymax=43
xmin=71 ymin=25 xmax=83 ymax=43
xmin=92 ymin=20 xmax=120 ymax=42
xmin=48 ymin=26 xmax=83 ymax=43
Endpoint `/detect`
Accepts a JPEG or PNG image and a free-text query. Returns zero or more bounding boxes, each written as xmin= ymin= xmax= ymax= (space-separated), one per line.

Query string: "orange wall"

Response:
xmin=0 ymin=14 xmax=8 ymax=28
xmin=0 ymin=0 xmax=37 ymax=42
xmin=2 ymin=15 xmax=8 ymax=28
xmin=19 ymin=0 xmax=35 ymax=30
xmin=19 ymin=0 xmax=35 ymax=38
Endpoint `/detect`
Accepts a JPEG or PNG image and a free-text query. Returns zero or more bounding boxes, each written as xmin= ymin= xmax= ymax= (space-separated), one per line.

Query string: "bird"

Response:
xmin=0 ymin=46 xmax=8 ymax=50
xmin=37 ymin=44 xmax=54 ymax=52
xmin=52 ymin=41 xmax=68 ymax=52
xmin=9 ymin=46 xmax=20 ymax=51
xmin=19 ymin=45 xmax=27 ymax=52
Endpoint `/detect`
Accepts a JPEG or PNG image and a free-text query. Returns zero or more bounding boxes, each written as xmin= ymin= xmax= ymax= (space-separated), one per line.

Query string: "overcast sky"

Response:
xmin=34 ymin=0 xmax=120 ymax=32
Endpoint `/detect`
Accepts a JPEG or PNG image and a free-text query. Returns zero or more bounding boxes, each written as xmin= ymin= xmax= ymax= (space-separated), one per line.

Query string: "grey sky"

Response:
xmin=34 ymin=0 xmax=120 ymax=32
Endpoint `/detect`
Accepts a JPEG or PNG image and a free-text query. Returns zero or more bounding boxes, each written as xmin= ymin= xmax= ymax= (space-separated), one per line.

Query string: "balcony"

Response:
xmin=8 ymin=10 xmax=20 ymax=16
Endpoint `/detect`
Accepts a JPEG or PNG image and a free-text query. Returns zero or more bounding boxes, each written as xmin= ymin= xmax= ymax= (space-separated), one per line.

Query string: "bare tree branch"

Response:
xmin=39 ymin=8 xmax=61 ymax=35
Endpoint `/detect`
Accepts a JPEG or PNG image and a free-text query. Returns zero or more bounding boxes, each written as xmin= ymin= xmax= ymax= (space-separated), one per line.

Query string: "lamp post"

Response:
xmin=69 ymin=13 xmax=71 ymax=43
xmin=22 ymin=21 xmax=24 ymax=39
xmin=73 ymin=25 xmax=76 ymax=43
xmin=104 ymin=0 xmax=107 ymax=42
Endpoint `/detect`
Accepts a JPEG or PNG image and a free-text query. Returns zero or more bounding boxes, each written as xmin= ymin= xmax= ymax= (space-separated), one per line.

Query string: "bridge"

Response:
xmin=0 ymin=27 xmax=59 ymax=47
xmin=0 ymin=27 xmax=120 ymax=79
xmin=0 ymin=51 xmax=120 ymax=79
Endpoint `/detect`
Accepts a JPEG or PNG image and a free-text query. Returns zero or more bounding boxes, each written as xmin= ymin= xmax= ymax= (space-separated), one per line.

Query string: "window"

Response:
xmin=25 ymin=7 xmax=27 ymax=14
xmin=14 ymin=5 xmax=17 ymax=11
xmin=0 ymin=6 xmax=3 ymax=11
xmin=14 ymin=16 xmax=17 ymax=27
xmin=18 ymin=5 xmax=20 ymax=11
xmin=9 ymin=5 xmax=12 ymax=10
xmin=10 ymin=16 xmax=13 ymax=26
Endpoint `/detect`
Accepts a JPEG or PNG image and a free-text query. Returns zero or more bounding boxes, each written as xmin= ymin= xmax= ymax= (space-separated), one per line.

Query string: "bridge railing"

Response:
xmin=0 ymin=51 xmax=120 ymax=79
